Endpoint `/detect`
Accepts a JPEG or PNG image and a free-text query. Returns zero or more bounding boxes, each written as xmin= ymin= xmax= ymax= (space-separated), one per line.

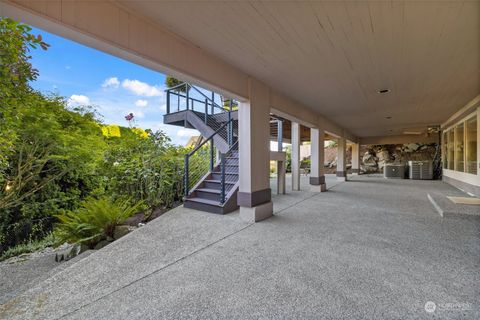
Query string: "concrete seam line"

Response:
xmin=56 ymin=223 xmax=254 ymax=319
xmin=427 ymin=193 xmax=444 ymax=217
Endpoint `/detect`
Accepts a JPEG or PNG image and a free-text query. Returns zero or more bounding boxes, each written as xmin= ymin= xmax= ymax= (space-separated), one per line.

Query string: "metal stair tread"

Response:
xmin=185 ymin=197 xmax=222 ymax=206
xmin=213 ymin=171 xmax=238 ymax=175
xmin=196 ymin=188 xmax=222 ymax=194
xmin=204 ymin=179 xmax=236 ymax=185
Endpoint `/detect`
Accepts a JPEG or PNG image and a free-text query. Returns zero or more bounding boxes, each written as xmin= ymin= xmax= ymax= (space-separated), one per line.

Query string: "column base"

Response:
xmin=336 ymin=171 xmax=347 ymax=181
xmin=351 ymin=168 xmax=360 ymax=175
xmin=240 ymin=201 xmax=273 ymax=223
xmin=310 ymin=176 xmax=327 ymax=192
xmin=311 ymin=184 xmax=327 ymax=192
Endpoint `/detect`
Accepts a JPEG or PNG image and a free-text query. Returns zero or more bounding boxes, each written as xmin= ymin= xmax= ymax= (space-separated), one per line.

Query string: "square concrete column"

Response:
xmin=337 ymin=137 xmax=347 ymax=181
xmin=351 ymin=143 xmax=361 ymax=175
xmin=310 ymin=128 xmax=327 ymax=191
xmin=291 ymin=122 xmax=301 ymax=191
xmin=238 ymin=79 xmax=273 ymax=223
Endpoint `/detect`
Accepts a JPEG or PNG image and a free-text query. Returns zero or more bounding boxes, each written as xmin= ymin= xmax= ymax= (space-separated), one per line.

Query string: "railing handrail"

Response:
xmin=165 ymin=82 xmax=188 ymax=92
xmin=219 ymin=140 xmax=239 ymax=204
xmin=188 ymin=84 xmax=225 ymax=112
xmin=186 ymin=118 xmax=233 ymax=158
xmin=165 ymin=82 xmax=231 ymax=114
xmin=166 ymin=92 xmax=207 ymax=106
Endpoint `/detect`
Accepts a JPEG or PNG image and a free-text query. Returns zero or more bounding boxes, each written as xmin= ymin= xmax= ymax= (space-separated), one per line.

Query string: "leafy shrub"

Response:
xmin=53 ymin=197 xmax=143 ymax=248
xmin=0 ymin=233 xmax=55 ymax=261
xmin=102 ymin=129 xmax=185 ymax=209
xmin=0 ymin=17 xmax=188 ymax=257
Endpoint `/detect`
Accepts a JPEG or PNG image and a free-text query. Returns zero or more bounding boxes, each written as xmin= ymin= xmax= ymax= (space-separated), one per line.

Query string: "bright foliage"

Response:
xmin=0 ymin=18 xmax=186 ymax=255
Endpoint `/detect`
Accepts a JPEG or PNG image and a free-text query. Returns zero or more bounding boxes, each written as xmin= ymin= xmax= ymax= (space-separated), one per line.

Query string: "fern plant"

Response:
xmin=54 ymin=196 xmax=143 ymax=248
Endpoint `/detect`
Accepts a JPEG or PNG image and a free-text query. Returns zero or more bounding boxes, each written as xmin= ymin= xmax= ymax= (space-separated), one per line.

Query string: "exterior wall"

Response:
xmin=441 ymin=98 xmax=480 ymax=195
xmin=443 ymin=172 xmax=480 ymax=196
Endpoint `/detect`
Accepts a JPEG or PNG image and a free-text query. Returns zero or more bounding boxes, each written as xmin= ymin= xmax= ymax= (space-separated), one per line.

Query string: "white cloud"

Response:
xmin=68 ymin=94 xmax=90 ymax=106
xmin=177 ymin=128 xmax=198 ymax=138
xmin=65 ymin=65 xmax=71 ymax=70
xmin=160 ymin=104 xmax=167 ymax=112
xmin=102 ymin=77 xmax=120 ymax=89
xmin=135 ymin=99 xmax=148 ymax=107
xmin=135 ymin=110 xmax=145 ymax=118
xmin=122 ymin=79 xmax=162 ymax=97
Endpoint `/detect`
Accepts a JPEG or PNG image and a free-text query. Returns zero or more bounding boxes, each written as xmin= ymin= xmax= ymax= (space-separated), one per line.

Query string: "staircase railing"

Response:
xmin=165 ymin=82 xmax=234 ymax=116
xmin=184 ymin=118 xmax=234 ymax=197
xmin=219 ymin=140 xmax=239 ymax=204
xmin=165 ymin=82 xmax=237 ymax=144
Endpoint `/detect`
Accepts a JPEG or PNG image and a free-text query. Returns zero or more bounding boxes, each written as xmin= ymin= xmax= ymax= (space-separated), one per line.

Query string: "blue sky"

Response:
xmin=29 ymin=26 xmax=198 ymax=145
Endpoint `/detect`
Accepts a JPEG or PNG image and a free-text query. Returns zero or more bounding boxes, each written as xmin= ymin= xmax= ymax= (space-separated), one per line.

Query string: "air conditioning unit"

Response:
xmin=384 ymin=164 xmax=405 ymax=179
xmin=408 ymin=161 xmax=433 ymax=180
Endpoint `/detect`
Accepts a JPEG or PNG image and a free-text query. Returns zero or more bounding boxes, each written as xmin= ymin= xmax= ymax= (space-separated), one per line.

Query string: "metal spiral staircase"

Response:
xmin=164 ymin=83 xmax=239 ymax=214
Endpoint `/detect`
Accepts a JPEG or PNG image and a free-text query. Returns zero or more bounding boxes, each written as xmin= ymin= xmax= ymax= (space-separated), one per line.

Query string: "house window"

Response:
xmin=443 ymin=132 xmax=448 ymax=169
xmin=466 ymin=116 xmax=477 ymax=174
xmin=454 ymin=123 xmax=464 ymax=172
xmin=447 ymin=129 xmax=455 ymax=170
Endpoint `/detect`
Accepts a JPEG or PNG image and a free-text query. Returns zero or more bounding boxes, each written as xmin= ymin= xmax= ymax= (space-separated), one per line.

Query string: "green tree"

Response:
xmin=101 ymin=128 xmax=185 ymax=209
xmin=0 ymin=18 xmax=189 ymax=256
xmin=0 ymin=18 xmax=49 ymax=174
xmin=165 ymin=75 xmax=187 ymax=92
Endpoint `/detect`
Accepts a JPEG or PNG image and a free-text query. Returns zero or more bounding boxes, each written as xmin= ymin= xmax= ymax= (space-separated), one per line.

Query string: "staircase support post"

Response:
xmin=184 ymin=154 xmax=190 ymax=197
xmin=220 ymin=154 xmax=226 ymax=204
xmin=211 ymin=91 xmax=215 ymax=114
xmin=204 ymin=98 xmax=208 ymax=124
xmin=166 ymin=90 xmax=170 ymax=114
xmin=228 ymin=100 xmax=232 ymax=146
xmin=186 ymin=84 xmax=190 ymax=110
xmin=210 ymin=140 xmax=214 ymax=172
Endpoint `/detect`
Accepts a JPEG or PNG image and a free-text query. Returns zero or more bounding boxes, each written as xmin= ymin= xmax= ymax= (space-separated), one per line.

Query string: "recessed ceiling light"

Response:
xmin=377 ymin=89 xmax=390 ymax=94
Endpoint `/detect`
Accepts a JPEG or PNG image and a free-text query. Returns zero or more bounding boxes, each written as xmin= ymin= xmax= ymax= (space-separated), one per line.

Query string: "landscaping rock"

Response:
xmin=94 ymin=240 xmax=111 ymax=250
xmin=113 ymin=225 xmax=136 ymax=240
xmin=361 ymin=165 xmax=378 ymax=173
xmin=405 ymin=143 xmax=420 ymax=152
xmin=362 ymin=153 xmax=377 ymax=166
xmin=55 ymin=243 xmax=89 ymax=262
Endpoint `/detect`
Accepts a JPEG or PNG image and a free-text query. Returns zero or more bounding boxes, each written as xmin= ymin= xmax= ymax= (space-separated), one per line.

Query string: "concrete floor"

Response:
xmin=0 ymin=175 xmax=479 ymax=320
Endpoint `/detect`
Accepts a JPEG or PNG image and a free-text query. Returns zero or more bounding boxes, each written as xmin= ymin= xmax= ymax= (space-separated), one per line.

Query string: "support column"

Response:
xmin=337 ymin=137 xmax=347 ymax=181
xmin=277 ymin=119 xmax=286 ymax=194
xmin=292 ymin=122 xmax=301 ymax=191
xmin=238 ymin=79 xmax=273 ymax=223
xmin=351 ymin=143 xmax=361 ymax=175
xmin=310 ymin=128 xmax=327 ymax=191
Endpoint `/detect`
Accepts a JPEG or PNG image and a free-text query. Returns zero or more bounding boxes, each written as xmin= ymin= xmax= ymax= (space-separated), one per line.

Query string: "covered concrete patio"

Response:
xmin=1 ymin=175 xmax=478 ymax=320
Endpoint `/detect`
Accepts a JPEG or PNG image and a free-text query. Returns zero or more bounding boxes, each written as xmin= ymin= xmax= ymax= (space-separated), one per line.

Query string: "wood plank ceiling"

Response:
xmin=120 ymin=1 xmax=480 ymax=137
